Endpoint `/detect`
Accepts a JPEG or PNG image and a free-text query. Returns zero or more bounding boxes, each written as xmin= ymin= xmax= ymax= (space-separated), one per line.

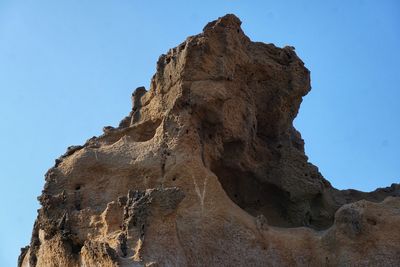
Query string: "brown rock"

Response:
xmin=20 ymin=14 xmax=400 ymax=266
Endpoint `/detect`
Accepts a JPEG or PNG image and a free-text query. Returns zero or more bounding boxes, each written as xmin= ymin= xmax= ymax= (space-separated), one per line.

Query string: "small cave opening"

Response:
xmin=211 ymin=159 xmax=334 ymax=230
xmin=208 ymin=135 xmax=336 ymax=230
xmin=130 ymin=119 xmax=162 ymax=142
xmin=211 ymin=163 xmax=294 ymax=228
xmin=64 ymin=237 xmax=84 ymax=255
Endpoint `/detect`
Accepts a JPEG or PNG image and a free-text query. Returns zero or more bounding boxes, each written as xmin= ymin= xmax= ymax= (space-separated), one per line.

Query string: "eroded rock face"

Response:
xmin=20 ymin=14 xmax=400 ymax=267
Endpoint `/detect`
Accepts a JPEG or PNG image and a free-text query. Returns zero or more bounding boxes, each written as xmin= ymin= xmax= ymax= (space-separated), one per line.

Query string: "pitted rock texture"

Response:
xmin=20 ymin=14 xmax=400 ymax=266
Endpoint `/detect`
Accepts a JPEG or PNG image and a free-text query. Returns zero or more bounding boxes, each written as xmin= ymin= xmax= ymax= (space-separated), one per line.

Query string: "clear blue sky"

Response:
xmin=0 ymin=0 xmax=399 ymax=265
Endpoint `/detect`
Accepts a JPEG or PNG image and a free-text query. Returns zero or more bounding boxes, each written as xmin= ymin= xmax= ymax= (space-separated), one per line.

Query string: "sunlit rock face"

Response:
xmin=20 ymin=14 xmax=400 ymax=267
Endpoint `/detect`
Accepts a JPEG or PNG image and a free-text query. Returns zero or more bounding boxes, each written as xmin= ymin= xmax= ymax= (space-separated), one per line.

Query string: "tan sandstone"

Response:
xmin=20 ymin=14 xmax=400 ymax=267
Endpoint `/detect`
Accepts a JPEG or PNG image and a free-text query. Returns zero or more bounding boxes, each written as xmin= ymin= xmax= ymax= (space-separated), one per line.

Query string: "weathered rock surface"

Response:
xmin=21 ymin=14 xmax=400 ymax=266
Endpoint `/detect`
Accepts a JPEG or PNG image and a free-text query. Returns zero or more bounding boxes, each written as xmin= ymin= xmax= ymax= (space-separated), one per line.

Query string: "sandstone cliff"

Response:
xmin=20 ymin=14 xmax=400 ymax=267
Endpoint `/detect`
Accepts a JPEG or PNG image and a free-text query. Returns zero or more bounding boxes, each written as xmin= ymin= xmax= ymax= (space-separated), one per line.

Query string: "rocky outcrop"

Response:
xmin=20 ymin=14 xmax=400 ymax=266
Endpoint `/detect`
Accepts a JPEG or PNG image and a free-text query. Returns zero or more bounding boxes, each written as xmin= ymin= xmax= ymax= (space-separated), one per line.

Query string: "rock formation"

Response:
xmin=20 ymin=14 xmax=400 ymax=266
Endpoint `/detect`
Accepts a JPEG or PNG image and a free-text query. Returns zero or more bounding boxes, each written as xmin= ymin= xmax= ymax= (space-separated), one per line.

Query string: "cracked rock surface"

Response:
xmin=20 ymin=14 xmax=400 ymax=266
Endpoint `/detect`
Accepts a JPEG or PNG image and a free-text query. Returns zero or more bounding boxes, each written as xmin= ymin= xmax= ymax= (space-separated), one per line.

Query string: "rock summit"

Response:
xmin=20 ymin=14 xmax=400 ymax=266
